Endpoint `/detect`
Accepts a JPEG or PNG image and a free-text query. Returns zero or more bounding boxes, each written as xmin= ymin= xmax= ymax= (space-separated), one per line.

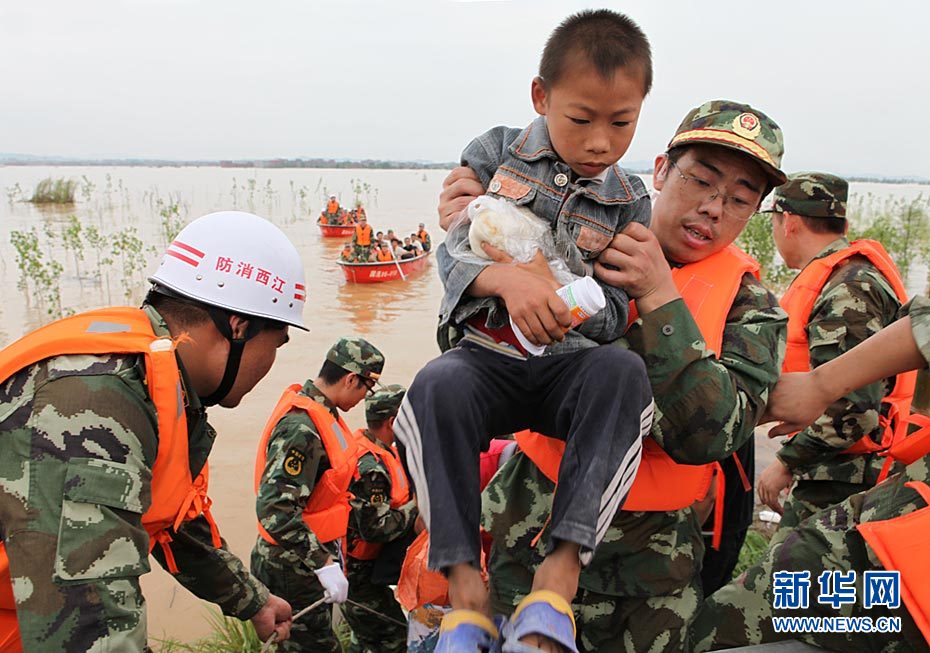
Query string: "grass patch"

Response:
xmin=151 ymin=607 xmax=355 ymax=652
xmin=152 ymin=609 xmax=261 ymax=652
xmin=29 ymin=177 xmax=77 ymax=204
xmin=732 ymin=527 xmax=773 ymax=579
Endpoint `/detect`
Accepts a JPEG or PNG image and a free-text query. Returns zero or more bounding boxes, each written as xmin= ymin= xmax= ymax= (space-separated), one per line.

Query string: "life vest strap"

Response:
xmin=152 ymin=530 xmax=179 ymax=575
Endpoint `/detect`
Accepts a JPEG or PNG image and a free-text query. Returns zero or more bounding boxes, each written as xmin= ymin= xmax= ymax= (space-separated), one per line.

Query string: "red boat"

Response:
xmin=317 ymin=218 xmax=357 ymax=238
xmin=338 ymin=252 xmax=430 ymax=283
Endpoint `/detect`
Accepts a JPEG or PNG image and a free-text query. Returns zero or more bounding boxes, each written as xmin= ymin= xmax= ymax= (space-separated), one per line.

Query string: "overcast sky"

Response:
xmin=1 ymin=1 xmax=927 ymax=177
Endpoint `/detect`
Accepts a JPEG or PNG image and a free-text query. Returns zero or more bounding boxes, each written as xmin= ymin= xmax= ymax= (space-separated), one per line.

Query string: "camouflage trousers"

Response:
xmin=771 ymin=479 xmax=873 ymax=547
xmin=352 ymin=245 xmax=371 ymax=262
xmin=489 ymin=546 xmax=701 ymax=653
xmin=343 ymin=558 xmax=406 ymax=653
xmin=251 ymin=540 xmax=340 ymax=653
xmin=690 ymin=499 xmax=923 ymax=652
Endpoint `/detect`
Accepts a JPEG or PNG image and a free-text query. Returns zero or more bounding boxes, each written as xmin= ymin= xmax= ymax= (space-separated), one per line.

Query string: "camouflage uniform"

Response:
xmin=343 ymin=385 xmax=417 ymax=653
xmin=0 ymin=305 xmax=268 ymax=652
xmin=481 ymin=101 xmax=789 ymax=652
xmin=351 ymin=225 xmax=372 ymax=263
xmin=690 ymin=297 xmax=930 ymax=653
xmin=768 ymin=174 xmax=903 ymax=533
xmin=251 ymin=337 xmax=384 ymax=653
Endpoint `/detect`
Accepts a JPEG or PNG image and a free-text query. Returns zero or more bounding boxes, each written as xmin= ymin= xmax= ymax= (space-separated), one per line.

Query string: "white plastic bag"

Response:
xmin=447 ymin=195 xmax=574 ymax=285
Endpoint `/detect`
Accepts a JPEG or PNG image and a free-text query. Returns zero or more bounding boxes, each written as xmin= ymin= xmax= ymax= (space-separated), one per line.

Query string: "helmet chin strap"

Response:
xmin=201 ymin=306 xmax=265 ymax=407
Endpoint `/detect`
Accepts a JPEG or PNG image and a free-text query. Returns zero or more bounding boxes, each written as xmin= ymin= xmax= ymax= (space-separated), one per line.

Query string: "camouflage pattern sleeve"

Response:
xmin=348 ymin=452 xmax=417 ymax=543
xmin=255 ymin=412 xmax=332 ymax=570
xmin=151 ymin=514 xmax=270 ymax=620
xmin=903 ymin=295 xmax=930 ymax=365
xmin=623 ymin=273 xmax=787 ymax=464
xmin=0 ymin=355 xmax=157 ymax=652
xmin=777 ymin=264 xmax=900 ymax=476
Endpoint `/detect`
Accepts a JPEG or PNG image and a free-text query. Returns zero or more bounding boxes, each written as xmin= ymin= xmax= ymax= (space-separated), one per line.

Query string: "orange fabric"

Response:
xmin=417 ymin=229 xmax=430 ymax=243
xmin=354 ymin=224 xmax=372 ymax=246
xmin=857 ymin=481 xmax=930 ymax=646
xmin=0 ymin=307 xmax=218 ymax=646
xmin=395 ymin=530 xmax=449 ymax=611
xmin=780 ymin=240 xmax=915 ymax=455
xmin=889 ymin=415 xmax=930 ymax=466
xmin=0 ymin=546 xmax=19 ymax=653
xmin=376 ymin=248 xmax=393 ymax=262
xmin=327 ymin=199 xmax=339 ymax=214
xmin=254 ymin=385 xmax=359 ymax=546
xmin=348 ymin=430 xmax=411 ymax=560
xmin=518 ymin=245 xmax=759 ymax=514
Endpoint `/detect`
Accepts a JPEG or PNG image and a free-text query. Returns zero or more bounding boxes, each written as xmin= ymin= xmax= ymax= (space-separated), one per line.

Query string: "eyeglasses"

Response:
xmin=360 ymin=376 xmax=377 ymax=397
xmin=668 ymin=161 xmax=759 ymax=222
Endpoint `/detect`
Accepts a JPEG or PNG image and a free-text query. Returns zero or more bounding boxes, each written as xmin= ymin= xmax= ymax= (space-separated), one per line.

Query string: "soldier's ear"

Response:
xmin=653 ymin=154 xmax=670 ymax=191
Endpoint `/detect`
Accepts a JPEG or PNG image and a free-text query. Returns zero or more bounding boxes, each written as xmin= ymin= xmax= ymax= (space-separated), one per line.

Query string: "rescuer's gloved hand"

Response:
xmin=314 ymin=563 xmax=349 ymax=603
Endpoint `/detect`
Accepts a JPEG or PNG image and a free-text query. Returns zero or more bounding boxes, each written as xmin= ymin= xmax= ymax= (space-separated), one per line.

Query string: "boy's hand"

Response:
xmin=757 ymin=459 xmax=793 ymax=515
xmin=438 ymin=166 xmax=484 ymax=231
xmin=594 ymin=223 xmax=679 ymax=315
xmin=480 ymin=244 xmax=572 ymax=346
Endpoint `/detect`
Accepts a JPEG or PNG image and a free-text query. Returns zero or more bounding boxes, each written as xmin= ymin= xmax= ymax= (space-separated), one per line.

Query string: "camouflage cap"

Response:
xmin=668 ymin=100 xmax=787 ymax=186
xmin=365 ymin=384 xmax=406 ymax=422
xmin=325 ymin=336 xmax=385 ymax=380
xmin=770 ymin=171 xmax=848 ymax=219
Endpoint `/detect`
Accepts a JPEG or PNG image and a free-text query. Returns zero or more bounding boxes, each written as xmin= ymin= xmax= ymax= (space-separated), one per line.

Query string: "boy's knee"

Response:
xmin=596 ymin=346 xmax=647 ymax=380
xmin=411 ymin=351 xmax=482 ymax=396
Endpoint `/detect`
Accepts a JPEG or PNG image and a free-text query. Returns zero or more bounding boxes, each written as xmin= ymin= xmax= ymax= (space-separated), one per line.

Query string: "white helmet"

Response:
xmin=149 ymin=211 xmax=307 ymax=330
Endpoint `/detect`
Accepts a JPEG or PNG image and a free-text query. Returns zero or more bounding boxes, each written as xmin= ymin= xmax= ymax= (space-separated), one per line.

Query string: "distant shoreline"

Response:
xmin=1 ymin=157 xmax=927 ymax=185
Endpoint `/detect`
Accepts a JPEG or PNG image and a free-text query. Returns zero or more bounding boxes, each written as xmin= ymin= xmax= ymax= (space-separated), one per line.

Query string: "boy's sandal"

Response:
xmin=435 ymin=609 xmax=502 ymax=653
xmin=501 ymin=591 xmax=579 ymax=653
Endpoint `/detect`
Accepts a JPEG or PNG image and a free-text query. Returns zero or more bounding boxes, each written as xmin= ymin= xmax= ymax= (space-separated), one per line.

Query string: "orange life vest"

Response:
xmin=377 ymin=248 xmax=393 ymax=262
xmin=780 ymin=240 xmax=916 ymax=458
xmin=254 ymin=384 xmax=358 ymax=547
xmin=417 ymin=229 xmax=430 ymax=243
xmin=516 ymin=245 xmax=759 ymax=523
xmin=0 ymin=307 xmax=220 ymax=652
xmin=857 ymin=480 xmax=930 ymax=647
xmin=354 ymin=224 xmax=372 ymax=247
xmin=327 ymin=199 xmax=339 ymax=214
xmin=348 ymin=430 xmax=411 ymax=560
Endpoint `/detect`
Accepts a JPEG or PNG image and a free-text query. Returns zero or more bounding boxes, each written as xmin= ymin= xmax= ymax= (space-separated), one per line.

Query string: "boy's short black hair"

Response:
xmin=539 ymin=9 xmax=652 ymax=96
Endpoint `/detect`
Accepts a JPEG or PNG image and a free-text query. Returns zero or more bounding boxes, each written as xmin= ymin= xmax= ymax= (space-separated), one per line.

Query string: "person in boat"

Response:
xmin=375 ymin=243 xmax=394 ymax=263
xmin=355 ymin=205 xmax=367 ymax=222
xmin=393 ymin=238 xmax=414 ymax=261
xmin=417 ymin=223 xmax=432 ymax=252
xmin=352 ymin=215 xmax=374 ymax=262
xmin=340 ymin=242 xmax=355 ymax=263
xmin=325 ymin=195 xmax=341 ymax=225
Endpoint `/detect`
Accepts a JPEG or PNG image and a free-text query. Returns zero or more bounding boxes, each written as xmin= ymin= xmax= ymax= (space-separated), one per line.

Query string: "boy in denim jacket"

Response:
xmin=394 ymin=11 xmax=655 ymax=652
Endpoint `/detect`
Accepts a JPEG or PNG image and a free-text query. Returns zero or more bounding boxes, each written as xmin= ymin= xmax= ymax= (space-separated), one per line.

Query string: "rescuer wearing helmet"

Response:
xmin=0 ymin=211 xmax=307 ymax=651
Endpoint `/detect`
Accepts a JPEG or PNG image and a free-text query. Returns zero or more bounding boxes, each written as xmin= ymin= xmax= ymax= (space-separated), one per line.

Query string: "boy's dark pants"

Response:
xmin=395 ymin=342 xmax=653 ymax=571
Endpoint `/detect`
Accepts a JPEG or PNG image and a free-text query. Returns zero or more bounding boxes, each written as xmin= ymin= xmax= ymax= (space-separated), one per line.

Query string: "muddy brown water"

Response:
xmin=0 ymin=167 xmax=924 ymax=642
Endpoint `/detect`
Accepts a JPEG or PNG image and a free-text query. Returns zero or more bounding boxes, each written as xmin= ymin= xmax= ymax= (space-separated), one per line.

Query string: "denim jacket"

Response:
xmin=437 ymin=116 xmax=651 ymax=353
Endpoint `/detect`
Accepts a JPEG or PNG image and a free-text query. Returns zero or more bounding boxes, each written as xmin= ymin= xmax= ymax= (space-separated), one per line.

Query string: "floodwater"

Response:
xmin=0 ymin=167 xmax=926 ymax=642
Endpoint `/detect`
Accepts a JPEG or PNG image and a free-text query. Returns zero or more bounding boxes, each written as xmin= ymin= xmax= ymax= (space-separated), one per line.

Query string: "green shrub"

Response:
xmin=28 ymin=177 xmax=77 ymax=204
